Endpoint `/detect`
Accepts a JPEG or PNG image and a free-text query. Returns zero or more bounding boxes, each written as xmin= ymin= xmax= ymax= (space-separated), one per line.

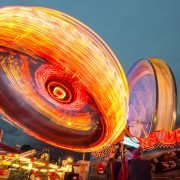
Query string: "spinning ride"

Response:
xmin=0 ymin=6 xmax=128 ymax=152
xmin=127 ymin=58 xmax=177 ymax=138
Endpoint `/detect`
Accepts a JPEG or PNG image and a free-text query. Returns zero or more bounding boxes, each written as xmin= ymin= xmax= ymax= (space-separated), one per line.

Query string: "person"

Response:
xmin=113 ymin=143 xmax=122 ymax=179
xmin=118 ymin=143 xmax=127 ymax=180
xmin=105 ymin=143 xmax=122 ymax=180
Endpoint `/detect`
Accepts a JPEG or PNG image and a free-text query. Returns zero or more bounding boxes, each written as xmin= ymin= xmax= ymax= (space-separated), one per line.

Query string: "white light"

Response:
xmin=123 ymin=136 xmax=139 ymax=148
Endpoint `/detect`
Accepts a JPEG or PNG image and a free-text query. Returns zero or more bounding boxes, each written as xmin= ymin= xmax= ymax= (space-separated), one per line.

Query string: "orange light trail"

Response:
xmin=0 ymin=6 xmax=128 ymax=152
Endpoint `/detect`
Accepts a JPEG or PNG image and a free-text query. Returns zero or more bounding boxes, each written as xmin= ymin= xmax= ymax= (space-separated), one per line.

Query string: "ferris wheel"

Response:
xmin=127 ymin=59 xmax=177 ymax=138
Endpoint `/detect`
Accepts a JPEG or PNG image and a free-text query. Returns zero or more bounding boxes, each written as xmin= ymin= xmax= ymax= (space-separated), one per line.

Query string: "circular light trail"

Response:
xmin=46 ymin=81 xmax=72 ymax=103
xmin=127 ymin=58 xmax=177 ymax=138
xmin=0 ymin=6 xmax=128 ymax=152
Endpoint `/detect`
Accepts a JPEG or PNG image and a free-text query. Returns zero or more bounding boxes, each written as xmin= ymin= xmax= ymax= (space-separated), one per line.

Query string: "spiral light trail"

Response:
xmin=0 ymin=6 xmax=128 ymax=152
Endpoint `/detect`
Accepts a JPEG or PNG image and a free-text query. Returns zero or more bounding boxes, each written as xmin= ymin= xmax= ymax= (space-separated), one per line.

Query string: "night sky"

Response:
xmin=0 ymin=0 xmax=180 ymax=160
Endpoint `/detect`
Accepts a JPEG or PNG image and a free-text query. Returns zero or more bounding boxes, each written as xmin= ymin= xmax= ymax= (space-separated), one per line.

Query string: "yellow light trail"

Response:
xmin=0 ymin=6 xmax=128 ymax=152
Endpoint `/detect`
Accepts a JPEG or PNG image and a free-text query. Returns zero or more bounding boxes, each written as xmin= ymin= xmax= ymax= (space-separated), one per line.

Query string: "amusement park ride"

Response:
xmin=0 ymin=6 xmax=178 ymax=180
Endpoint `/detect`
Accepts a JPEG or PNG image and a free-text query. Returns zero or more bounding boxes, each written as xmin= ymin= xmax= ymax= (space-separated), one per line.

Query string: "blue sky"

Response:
xmin=0 ymin=0 xmax=180 ymax=151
